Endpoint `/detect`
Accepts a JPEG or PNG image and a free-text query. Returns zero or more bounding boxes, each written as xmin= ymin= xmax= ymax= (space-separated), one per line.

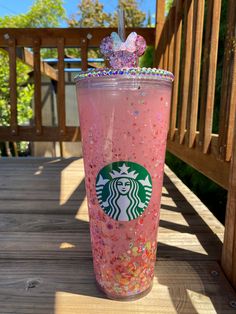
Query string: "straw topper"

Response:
xmin=100 ymin=32 xmax=146 ymax=69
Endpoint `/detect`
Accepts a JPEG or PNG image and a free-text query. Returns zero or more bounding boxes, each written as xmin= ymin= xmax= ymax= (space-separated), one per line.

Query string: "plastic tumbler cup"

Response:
xmin=75 ymin=67 xmax=174 ymax=300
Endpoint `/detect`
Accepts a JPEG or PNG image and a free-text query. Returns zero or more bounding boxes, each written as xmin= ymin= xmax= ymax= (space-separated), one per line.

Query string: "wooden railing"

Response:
xmin=155 ymin=0 xmax=236 ymax=190
xmin=0 ymin=27 xmax=155 ymax=143
xmin=155 ymin=0 xmax=236 ymax=290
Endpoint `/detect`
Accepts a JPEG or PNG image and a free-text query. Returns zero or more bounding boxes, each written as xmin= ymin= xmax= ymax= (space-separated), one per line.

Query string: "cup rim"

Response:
xmin=74 ymin=67 xmax=174 ymax=83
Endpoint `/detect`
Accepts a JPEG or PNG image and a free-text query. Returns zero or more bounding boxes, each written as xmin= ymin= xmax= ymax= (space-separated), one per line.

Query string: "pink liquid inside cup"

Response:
xmin=76 ymin=72 xmax=173 ymax=300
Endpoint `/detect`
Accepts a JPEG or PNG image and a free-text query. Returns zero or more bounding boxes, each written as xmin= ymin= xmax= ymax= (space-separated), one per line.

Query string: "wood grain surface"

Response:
xmin=0 ymin=157 xmax=235 ymax=313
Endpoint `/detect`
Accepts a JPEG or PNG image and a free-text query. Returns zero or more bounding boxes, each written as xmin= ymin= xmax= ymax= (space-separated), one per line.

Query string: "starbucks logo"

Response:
xmin=95 ymin=161 xmax=152 ymax=221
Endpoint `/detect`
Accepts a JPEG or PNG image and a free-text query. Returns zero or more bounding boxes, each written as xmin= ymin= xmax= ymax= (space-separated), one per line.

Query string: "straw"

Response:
xmin=118 ymin=8 xmax=126 ymax=42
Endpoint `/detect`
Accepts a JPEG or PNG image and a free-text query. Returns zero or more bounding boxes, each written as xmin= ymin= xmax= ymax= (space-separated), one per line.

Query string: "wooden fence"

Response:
xmin=155 ymin=0 xmax=236 ymax=190
xmin=0 ymin=27 xmax=155 ymax=143
xmin=155 ymin=0 xmax=236 ymax=290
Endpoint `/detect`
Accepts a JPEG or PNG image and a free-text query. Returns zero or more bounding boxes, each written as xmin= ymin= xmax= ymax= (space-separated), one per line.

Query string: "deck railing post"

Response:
xmin=169 ymin=0 xmax=183 ymax=140
xmin=198 ymin=0 xmax=222 ymax=154
xmin=154 ymin=0 xmax=165 ymax=68
xmin=8 ymin=37 xmax=18 ymax=136
xmin=178 ymin=0 xmax=194 ymax=144
xmin=222 ymin=115 xmax=236 ymax=288
xmin=221 ymin=2 xmax=236 ymax=287
xmin=81 ymin=37 xmax=88 ymax=71
xmin=167 ymin=6 xmax=175 ymax=73
xmin=33 ymin=38 xmax=42 ymax=135
xmin=218 ymin=0 xmax=236 ymax=162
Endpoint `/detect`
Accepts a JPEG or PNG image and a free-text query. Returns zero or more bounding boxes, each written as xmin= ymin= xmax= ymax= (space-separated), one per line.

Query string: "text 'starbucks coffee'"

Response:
xmin=75 ymin=30 xmax=174 ymax=300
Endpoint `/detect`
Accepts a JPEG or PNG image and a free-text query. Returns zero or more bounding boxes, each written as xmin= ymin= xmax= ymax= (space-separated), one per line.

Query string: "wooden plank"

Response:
xmin=0 ymin=200 xmax=82 ymax=215
xmin=0 ymin=126 xmax=81 ymax=142
xmin=8 ymin=37 xmax=18 ymax=135
xmin=0 ymin=47 xmax=58 ymax=81
xmin=199 ymin=0 xmax=222 ymax=154
xmin=167 ymin=6 xmax=175 ymax=73
xmin=0 ymin=212 xmax=224 ymax=235
xmin=154 ymin=0 xmax=165 ymax=68
xmin=81 ymin=37 xmax=88 ymax=71
xmin=169 ymin=0 xmax=183 ymax=140
xmin=57 ymin=38 xmax=66 ymax=136
xmin=0 ymin=232 xmax=91 ymax=259
xmin=0 ymin=28 xmax=155 ymax=47
xmin=0 ymin=188 xmax=85 ymax=201
xmin=33 ymin=38 xmax=42 ymax=135
xmin=0 ymin=260 xmax=235 ymax=314
xmin=167 ymin=137 xmax=230 ymax=189
xmin=0 ymin=231 xmax=223 ymax=261
xmin=178 ymin=0 xmax=194 ymax=144
xmin=23 ymin=48 xmax=58 ymax=81
xmin=0 ymin=214 xmax=88 ymax=232
xmin=187 ymin=0 xmax=205 ymax=148
xmin=198 ymin=0 xmax=213 ymax=150
xmin=218 ymin=0 xmax=236 ymax=161
xmin=0 ymin=196 xmax=218 ymax=216
xmin=222 ymin=114 xmax=236 ymax=289
xmin=163 ymin=18 xmax=169 ymax=70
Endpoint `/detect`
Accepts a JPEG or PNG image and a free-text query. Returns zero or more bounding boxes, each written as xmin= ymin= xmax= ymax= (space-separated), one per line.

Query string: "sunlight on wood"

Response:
xmin=160 ymin=234 xmax=208 ymax=255
xmin=34 ymin=165 xmax=44 ymax=176
xmin=0 ymin=158 xmax=235 ymax=313
xmin=34 ymin=170 xmax=42 ymax=175
xmin=59 ymin=242 xmax=76 ymax=249
xmin=60 ymin=159 xmax=85 ymax=205
xmin=161 ymin=186 xmax=170 ymax=196
xmin=54 ymin=287 xmax=177 ymax=314
xmin=54 ymin=292 xmax=115 ymax=314
xmin=48 ymin=158 xmax=64 ymax=164
xmin=187 ymin=289 xmax=216 ymax=312
xmin=75 ymin=197 xmax=89 ymax=222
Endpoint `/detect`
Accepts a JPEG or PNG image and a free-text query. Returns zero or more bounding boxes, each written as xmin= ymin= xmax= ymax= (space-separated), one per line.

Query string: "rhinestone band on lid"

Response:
xmin=75 ymin=67 xmax=174 ymax=82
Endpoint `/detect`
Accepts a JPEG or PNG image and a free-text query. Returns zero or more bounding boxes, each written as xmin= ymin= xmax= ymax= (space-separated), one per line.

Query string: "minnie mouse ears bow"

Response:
xmin=100 ymin=32 xmax=146 ymax=68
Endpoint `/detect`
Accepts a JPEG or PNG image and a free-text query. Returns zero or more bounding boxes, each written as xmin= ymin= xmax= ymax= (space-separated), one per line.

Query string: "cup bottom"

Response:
xmin=96 ymin=281 xmax=153 ymax=301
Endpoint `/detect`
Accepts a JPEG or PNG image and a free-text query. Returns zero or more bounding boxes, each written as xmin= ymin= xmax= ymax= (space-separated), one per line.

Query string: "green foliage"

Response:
xmin=165 ymin=0 xmax=174 ymax=14
xmin=146 ymin=11 xmax=152 ymax=27
xmin=67 ymin=0 xmax=112 ymax=58
xmin=0 ymin=0 xmax=66 ymax=28
xmin=111 ymin=0 xmax=146 ymax=27
xmin=68 ymin=0 xmax=111 ymax=27
xmin=0 ymin=52 xmax=34 ymax=127
xmin=139 ymin=46 xmax=154 ymax=68
xmin=69 ymin=0 xmax=146 ymax=28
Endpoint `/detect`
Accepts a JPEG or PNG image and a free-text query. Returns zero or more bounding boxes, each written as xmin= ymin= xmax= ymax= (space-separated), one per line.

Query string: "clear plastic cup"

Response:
xmin=75 ymin=68 xmax=174 ymax=300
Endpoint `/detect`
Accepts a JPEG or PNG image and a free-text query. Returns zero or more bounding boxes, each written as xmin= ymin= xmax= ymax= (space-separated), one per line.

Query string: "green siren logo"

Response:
xmin=95 ymin=161 xmax=152 ymax=221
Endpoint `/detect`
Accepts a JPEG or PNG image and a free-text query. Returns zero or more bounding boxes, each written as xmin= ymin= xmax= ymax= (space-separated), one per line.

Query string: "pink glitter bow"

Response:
xmin=112 ymin=32 xmax=137 ymax=53
xmin=100 ymin=32 xmax=146 ymax=69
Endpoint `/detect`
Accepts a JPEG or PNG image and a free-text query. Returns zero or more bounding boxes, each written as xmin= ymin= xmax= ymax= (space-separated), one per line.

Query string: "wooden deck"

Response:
xmin=0 ymin=157 xmax=235 ymax=314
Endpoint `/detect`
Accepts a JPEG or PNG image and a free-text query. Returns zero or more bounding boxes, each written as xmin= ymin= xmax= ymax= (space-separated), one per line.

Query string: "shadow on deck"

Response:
xmin=0 ymin=158 xmax=235 ymax=313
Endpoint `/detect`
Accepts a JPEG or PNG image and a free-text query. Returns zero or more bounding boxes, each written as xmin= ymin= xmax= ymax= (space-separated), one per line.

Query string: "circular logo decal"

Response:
xmin=95 ymin=161 xmax=152 ymax=221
